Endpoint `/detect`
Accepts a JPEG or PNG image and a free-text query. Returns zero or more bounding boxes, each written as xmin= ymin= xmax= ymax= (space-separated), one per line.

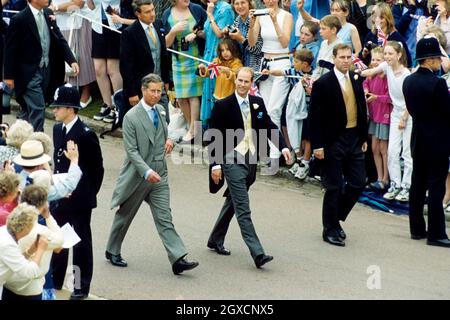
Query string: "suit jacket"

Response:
xmin=206 ymin=93 xmax=287 ymax=193
xmin=111 ymin=102 xmax=168 ymax=208
xmin=120 ymin=19 xmax=170 ymax=100
xmin=4 ymin=6 xmax=76 ymax=97
xmin=309 ymin=70 xmax=368 ymax=151
xmin=53 ymin=119 xmax=104 ymax=211
xmin=403 ymin=67 xmax=450 ymax=158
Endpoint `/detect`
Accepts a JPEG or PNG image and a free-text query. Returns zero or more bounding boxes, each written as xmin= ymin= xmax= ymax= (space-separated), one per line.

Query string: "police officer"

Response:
xmin=403 ymin=37 xmax=450 ymax=248
xmin=49 ymin=84 xmax=104 ymax=299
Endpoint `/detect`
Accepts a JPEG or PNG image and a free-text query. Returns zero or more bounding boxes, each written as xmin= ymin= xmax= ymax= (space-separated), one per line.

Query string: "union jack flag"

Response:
xmin=249 ymin=82 xmax=261 ymax=97
xmin=377 ymin=26 xmax=387 ymax=47
xmin=207 ymin=63 xmax=220 ymax=79
xmin=352 ymin=54 xmax=368 ymax=70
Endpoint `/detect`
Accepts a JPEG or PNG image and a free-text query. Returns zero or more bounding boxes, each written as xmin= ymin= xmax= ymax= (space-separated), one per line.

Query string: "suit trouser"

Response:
xmin=208 ymin=162 xmax=265 ymax=259
xmin=51 ymin=205 xmax=93 ymax=294
xmin=259 ymin=58 xmax=291 ymax=159
xmin=321 ymin=129 xmax=366 ymax=231
xmin=409 ymin=154 xmax=449 ymax=240
xmin=106 ymin=169 xmax=187 ymax=265
xmin=17 ymin=66 xmax=50 ymax=132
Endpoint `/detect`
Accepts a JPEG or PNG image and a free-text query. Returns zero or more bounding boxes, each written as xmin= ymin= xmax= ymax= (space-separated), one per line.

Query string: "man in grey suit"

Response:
xmin=105 ymin=74 xmax=199 ymax=275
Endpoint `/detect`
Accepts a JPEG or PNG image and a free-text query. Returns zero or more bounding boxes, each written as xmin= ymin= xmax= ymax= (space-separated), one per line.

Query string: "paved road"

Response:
xmin=4 ymin=114 xmax=450 ymax=300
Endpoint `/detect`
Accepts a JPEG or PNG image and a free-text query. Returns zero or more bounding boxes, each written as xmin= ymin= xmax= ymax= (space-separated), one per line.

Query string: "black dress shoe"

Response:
xmin=323 ymin=229 xmax=345 ymax=247
xmin=323 ymin=234 xmax=345 ymax=246
xmin=70 ymin=290 xmax=88 ymax=300
xmin=426 ymin=238 xmax=450 ymax=248
xmin=254 ymin=254 xmax=273 ymax=268
xmin=172 ymin=258 xmax=199 ymax=275
xmin=337 ymin=224 xmax=346 ymax=240
xmin=105 ymin=251 xmax=128 ymax=267
xmin=207 ymin=242 xmax=231 ymax=255
xmin=411 ymin=232 xmax=427 ymax=240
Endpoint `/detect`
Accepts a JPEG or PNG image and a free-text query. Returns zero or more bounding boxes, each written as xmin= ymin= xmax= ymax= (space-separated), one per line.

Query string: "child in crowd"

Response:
xmin=330 ymin=0 xmax=362 ymax=54
xmin=361 ymin=41 xmax=412 ymax=202
xmin=312 ymin=15 xmax=342 ymax=79
xmin=262 ymin=49 xmax=314 ymax=178
xmin=363 ymin=46 xmax=392 ymax=191
xmin=198 ymin=38 xmax=243 ymax=101
xmin=295 ymin=21 xmax=321 ymax=68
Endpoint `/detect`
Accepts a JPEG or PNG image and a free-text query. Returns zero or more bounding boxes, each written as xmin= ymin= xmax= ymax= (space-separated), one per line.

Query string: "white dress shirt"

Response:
xmin=141 ymin=99 xmax=159 ymax=179
xmin=333 ymin=66 xmax=350 ymax=91
xmin=139 ymin=20 xmax=158 ymax=40
xmin=62 ymin=116 xmax=79 ymax=135
xmin=29 ymin=3 xmax=43 ymax=25
xmin=313 ymin=68 xmax=349 ymax=153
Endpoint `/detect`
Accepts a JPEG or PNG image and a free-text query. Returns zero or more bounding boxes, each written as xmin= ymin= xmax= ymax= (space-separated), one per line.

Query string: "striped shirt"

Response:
xmin=233 ymin=16 xmax=263 ymax=71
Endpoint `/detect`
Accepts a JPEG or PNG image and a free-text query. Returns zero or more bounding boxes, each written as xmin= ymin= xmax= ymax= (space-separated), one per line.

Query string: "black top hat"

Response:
xmin=49 ymin=84 xmax=82 ymax=109
xmin=415 ymin=37 xmax=445 ymax=61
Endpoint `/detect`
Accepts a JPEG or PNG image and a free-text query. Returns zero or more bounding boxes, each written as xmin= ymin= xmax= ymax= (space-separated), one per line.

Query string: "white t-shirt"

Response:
xmin=378 ymin=61 xmax=411 ymax=115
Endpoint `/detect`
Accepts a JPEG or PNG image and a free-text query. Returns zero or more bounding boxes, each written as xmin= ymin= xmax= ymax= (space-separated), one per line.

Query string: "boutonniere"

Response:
xmin=49 ymin=14 xmax=56 ymax=21
xmin=252 ymin=103 xmax=259 ymax=110
xmin=257 ymin=112 xmax=263 ymax=119
xmin=160 ymin=111 xmax=166 ymax=116
xmin=353 ymin=74 xmax=359 ymax=81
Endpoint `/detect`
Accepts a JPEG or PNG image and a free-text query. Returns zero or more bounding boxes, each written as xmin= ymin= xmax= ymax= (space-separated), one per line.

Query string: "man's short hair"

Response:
xmin=132 ymin=0 xmax=154 ymax=12
xmin=333 ymin=43 xmax=353 ymax=57
xmin=236 ymin=67 xmax=254 ymax=82
xmin=295 ymin=48 xmax=314 ymax=65
xmin=141 ymin=73 xmax=163 ymax=88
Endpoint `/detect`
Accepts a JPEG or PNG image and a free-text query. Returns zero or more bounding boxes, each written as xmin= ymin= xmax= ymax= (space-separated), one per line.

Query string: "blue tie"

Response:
xmin=151 ymin=107 xmax=159 ymax=129
xmin=241 ymin=100 xmax=250 ymax=118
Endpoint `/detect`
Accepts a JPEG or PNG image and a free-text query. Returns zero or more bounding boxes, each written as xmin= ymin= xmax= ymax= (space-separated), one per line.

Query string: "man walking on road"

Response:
xmin=106 ymin=74 xmax=199 ymax=275
xmin=206 ymin=67 xmax=291 ymax=269
xmin=309 ymin=43 xmax=368 ymax=247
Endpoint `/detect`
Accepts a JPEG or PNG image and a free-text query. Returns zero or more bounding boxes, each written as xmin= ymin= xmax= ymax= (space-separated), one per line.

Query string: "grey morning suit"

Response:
xmin=106 ymin=102 xmax=187 ymax=264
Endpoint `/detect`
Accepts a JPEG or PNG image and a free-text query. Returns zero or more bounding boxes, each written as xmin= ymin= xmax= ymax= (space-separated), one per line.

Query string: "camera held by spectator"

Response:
xmin=180 ymin=37 xmax=189 ymax=51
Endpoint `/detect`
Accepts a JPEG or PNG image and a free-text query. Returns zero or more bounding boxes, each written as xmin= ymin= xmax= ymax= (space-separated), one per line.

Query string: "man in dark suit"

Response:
xmin=120 ymin=0 xmax=170 ymax=121
xmin=49 ymin=84 xmax=104 ymax=300
xmin=4 ymin=0 xmax=79 ymax=132
xmin=309 ymin=43 xmax=368 ymax=247
xmin=206 ymin=67 xmax=291 ymax=268
xmin=403 ymin=37 xmax=450 ymax=248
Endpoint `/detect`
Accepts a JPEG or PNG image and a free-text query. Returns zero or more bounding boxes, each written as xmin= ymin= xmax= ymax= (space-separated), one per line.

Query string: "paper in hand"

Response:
xmin=61 ymin=223 xmax=81 ymax=249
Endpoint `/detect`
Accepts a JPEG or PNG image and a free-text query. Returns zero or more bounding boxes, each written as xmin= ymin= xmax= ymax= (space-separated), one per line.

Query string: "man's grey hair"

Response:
xmin=141 ymin=73 xmax=163 ymax=88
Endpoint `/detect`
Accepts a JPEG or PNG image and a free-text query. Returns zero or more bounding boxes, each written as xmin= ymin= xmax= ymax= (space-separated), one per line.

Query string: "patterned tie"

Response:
xmin=148 ymin=25 xmax=158 ymax=46
xmin=241 ymin=100 xmax=250 ymax=118
xmin=151 ymin=107 xmax=159 ymax=129
xmin=36 ymin=11 xmax=49 ymax=67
